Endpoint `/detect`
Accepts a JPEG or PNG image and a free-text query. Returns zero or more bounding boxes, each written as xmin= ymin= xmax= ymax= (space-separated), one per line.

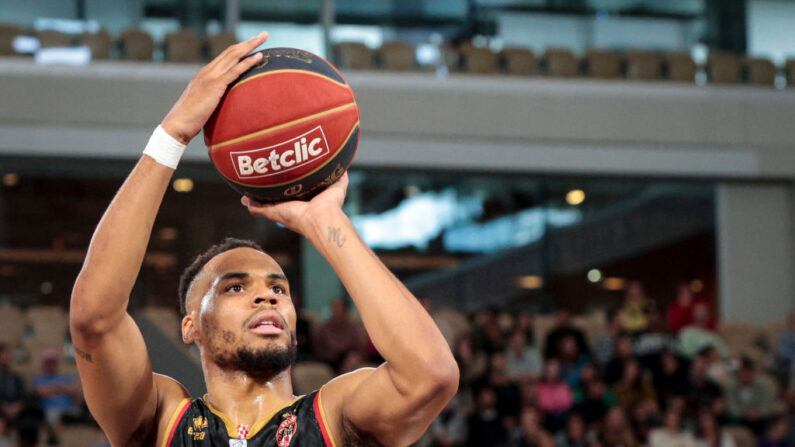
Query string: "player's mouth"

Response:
xmin=248 ymin=311 xmax=285 ymax=335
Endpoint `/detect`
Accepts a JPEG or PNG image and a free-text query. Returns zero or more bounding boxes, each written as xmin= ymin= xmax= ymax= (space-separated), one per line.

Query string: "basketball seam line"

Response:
xmin=230 ymin=69 xmax=350 ymax=91
xmin=208 ymin=102 xmax=358 ymax=151
xmin=216 ymin=121 xmax=359 ymax=189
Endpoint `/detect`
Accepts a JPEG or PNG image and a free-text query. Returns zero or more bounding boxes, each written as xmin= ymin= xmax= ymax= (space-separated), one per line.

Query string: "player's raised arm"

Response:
xmin=242 ymin=176 xmax=459 ymax=446
xmin=69 ymin=32 xmax=268 ymax=445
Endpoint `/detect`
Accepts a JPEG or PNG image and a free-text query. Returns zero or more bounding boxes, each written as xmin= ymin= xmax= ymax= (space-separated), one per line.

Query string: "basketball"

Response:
xmin=204 ymin=47 xmax=360 ymax=202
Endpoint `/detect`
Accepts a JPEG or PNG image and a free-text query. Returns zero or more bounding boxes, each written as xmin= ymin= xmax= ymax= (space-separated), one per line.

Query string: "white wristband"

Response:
xmin=143 ymin=125 xmax=187 ymax=170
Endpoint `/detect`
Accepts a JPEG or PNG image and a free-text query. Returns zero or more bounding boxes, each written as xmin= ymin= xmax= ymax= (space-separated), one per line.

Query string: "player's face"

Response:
xmin=186 ymin=247 xmax=297 ymax=377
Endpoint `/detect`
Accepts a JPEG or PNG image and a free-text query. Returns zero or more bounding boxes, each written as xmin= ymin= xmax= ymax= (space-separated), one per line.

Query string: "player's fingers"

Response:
xmin=222 ymin=52 xmax=264 ymax=82
xmin=218 ymin=31 xmax=268 ymax=68
xmin=208 ymin=31 xmax=268 ymax=73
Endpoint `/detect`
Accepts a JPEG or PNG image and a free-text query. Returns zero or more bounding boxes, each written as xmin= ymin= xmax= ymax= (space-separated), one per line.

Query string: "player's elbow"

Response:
xmin=70 ymin=281 xmax=116 ymax=336
xmin=422 ymin=352 xmax=459 ymax=400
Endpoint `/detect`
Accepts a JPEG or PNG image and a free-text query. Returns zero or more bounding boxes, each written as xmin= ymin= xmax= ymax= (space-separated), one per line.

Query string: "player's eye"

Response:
xmin=271 ymin=285 xmax=285 ymax=295
xmin=226 ymin=284 xmax=245 ymax=293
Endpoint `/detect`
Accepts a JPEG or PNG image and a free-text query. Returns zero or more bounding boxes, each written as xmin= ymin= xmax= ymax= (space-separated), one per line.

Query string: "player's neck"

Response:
xmin=203 ymin=362 xmax=295 ymax=428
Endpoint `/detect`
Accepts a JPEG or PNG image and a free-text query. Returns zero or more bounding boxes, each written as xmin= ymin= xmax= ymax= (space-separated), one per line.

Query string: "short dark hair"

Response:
xmin=178 ymin=237 xmax=264 ymax=315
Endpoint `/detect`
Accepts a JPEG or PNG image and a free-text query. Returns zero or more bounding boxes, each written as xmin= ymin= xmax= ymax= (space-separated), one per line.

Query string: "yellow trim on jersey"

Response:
xmin=216 ymin=120 xmax=360 ymax=189
xmin=317 ymin=387 xmax=339 ymax=447
xmin=160 ymin=398 xmax=191 ymax=447
xmin=203 ymin=394 xmax=303 ymax=440
xmin=207 ymin=102 xmax=358 ymax=151
xmin=231 ymin=69 xmax=350 ymax=91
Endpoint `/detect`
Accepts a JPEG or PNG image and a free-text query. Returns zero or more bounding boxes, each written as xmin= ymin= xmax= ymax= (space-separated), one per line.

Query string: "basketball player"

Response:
xmin=70 ymin=32 xmax=458 ymax=446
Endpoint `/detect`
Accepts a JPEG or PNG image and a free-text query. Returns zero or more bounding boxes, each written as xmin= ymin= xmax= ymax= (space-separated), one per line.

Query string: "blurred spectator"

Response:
xmin=668 ymin=282 xmax=708 ymax=334
xmin=472 ymin=307 xmax=505 ymax=355
xmin=0 ymin=415 xmax=11 ymax=447
xmin=314 ymin=299 xmax=362 ymax=365
xmin=652 ymin=350 xmax=689 ymax=407
xmin=604 ymin=335 xmax=635 ymax=385
xmin=618 ymin=280 xmax=652 ymax=334
xmin=725 ymin=357 xmax=773 ymax=434
xmin=337 ymin=349 xmax=368 ymax=374
xmin=776 ymin=311 xmax=795 ymax=380
xmin=294 ymin=312 xmax=316 ymax=363
xmin=701 ymin=346 xmax=733 ymax=387
xmin=649 ymin=408 xmax=697 ymax=447
xmin=467 ymin=387 xmax=506 ymax=447
xmin=544 ymin=310 xmax=589 ymax=361
xmin=575 ymin=379 xmax=616 ymax=427
xmin=756 ymin=415 xmax=790 ymax=447
xmin=33 ymin=349 xmax=80 ymax=434
xmin=515 ymin=311 xmax=536 ymax=347
xmin=631 ymin=398 xmax=661 ymax=445
xmin=695 ymin=410 xmax=736 ymax=447
xmin=679 ymin=304 xmax=729 ymax=358
xmin=505 ymin=330 xmax=543 ymax=384
xmin=558 ymin=335 xmax=589 ymax=386
xmin=15 ymin=394 xmax=44 ymax=447
xmin=536 ymin=359 xmax=574 ymax=432
xmin=0 ymin=343 xmax=25 ymax=421
xmin=634 ymin=309 xmax=678 ymax=363
xmin=455 ymin=335 xmax=488 ymax=386
xmin=594 ymin=310 xmax=623 ymax=369
xmin=571 ymin=362 xmax=598 ymax=403
xmin=487 ymin=352 xmax=521 ymax=419
xmin=599 ymin=407 xmax=637 ymax=447
xmin=510 ymin=406 xmax=554 ymax=447
xmin=613 ymin=358 xmax=656 ymax=412
xmin=682 ymin=355 xmax=724 ymax=417
xmin=418 ymin=395 xmax=468 ymax=447
xmin=554 ymin=412 xmax=588 ymax=447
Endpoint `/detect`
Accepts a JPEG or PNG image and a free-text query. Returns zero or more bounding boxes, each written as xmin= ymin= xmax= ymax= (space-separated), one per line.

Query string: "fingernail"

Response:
xmin=240 ymin=196 xmax=249 ymax=206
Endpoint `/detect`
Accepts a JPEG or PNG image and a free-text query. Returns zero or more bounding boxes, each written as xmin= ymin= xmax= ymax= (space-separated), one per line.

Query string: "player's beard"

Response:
xmin=204 ymin=319 xmax=297 ymax=379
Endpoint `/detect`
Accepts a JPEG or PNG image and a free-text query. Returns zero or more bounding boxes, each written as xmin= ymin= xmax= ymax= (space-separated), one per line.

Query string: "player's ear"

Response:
xmin=182 ymin=314 xmax=196 ymax=344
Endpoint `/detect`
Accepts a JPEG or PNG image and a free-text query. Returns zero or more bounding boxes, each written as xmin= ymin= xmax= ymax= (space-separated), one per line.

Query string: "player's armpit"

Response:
xmin=319 ymin=363 xmax=458 ymax=446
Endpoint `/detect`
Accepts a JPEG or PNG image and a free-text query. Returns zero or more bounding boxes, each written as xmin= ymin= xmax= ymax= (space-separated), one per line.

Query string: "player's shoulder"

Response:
xmin=321 ymin=367 xmax=376 ymax=398
xmin=153 ymin=374 xmax=193 ymax=446
xmin=315 ymin=367 xmax=376 ymax=421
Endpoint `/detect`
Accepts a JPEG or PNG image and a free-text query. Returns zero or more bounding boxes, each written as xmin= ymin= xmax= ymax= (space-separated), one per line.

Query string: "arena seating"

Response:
xmin=333 ymin=41 xmax=374 ymax=70
xmin=376 ymin=40 xmax=416 ymax=71
xmin=164 ymin=29 xmax=202 ymax=63
xmin=663 ymin=52 xmax=699 ymax=82
xmin=36 ymin=30 xmax=72 ymax=48
xmin=499 ymin=47 xmax=537 ymax=76
xmin=205 ymin=31 xmax=237 ymax=59
xmin=583 ymin=48 xmax=623 ymax=79
xmin=120 ymin=28 xmax=154 ymax=61
xmin=0 ymin=23 xmax=21 ymax=56
xmin=0 ymin=21 xmax=789 ymax=88
xmin=624 ymin=50 xmax=663 ymax=80
xmin=78 ymin=29 xmax=112 ymax=60
xmin=541 ymin=47 xmax=579 ymax=77
xmin=707 ymin=51 xmax=742 ymax=84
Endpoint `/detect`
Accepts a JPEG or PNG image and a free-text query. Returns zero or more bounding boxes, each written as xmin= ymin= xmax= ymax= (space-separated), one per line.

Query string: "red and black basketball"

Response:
xmin=204 ymin=47 xmax=360 ymax=202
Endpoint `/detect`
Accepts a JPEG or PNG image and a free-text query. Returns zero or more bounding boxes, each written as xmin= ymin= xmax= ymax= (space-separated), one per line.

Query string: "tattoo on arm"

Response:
xmin=327 ymin=226 xmax=347 ymax=248
xmin=74 ymin=346 xmax=93 ymax=363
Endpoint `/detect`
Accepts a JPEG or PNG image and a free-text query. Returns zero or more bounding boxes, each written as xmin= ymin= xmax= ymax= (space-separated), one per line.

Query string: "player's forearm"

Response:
xmin=304 ymin=206 xmax=458 ymax=391
xmin=71 ymin=156 xmax=172 ymax=334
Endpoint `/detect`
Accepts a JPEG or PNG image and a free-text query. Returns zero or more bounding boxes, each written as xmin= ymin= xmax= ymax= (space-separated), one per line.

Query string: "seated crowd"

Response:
xmin=1 ymin=278 xmax=795 ymax=446
xmin=298 ymin=280 xmax=795 ymax=447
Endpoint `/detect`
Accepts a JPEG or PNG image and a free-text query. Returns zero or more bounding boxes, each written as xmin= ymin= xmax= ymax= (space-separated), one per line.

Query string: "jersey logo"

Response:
xmin=276 ymin=413 xmax=298 ymax=446
xmin=187 ymin=416 xmax=208 ymax=441
xmin=229 ymin=440 xmax=247 ymax=447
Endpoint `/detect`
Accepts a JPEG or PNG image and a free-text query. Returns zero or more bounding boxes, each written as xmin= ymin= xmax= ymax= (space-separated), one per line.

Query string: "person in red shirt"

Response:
xmin=667 ymin=282 xmax=709 ymax=334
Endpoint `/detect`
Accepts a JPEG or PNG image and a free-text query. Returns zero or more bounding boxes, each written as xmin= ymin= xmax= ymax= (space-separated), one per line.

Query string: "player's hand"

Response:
xmin=241 ymin=173 xmax=349 ymax=234
xmin=160 ymin=31 xmax=269 ymax=145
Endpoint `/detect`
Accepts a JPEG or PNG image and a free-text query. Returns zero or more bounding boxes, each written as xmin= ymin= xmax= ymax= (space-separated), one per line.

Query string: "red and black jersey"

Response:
xmin=161 ymin=389 xmax=337 ymax=447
